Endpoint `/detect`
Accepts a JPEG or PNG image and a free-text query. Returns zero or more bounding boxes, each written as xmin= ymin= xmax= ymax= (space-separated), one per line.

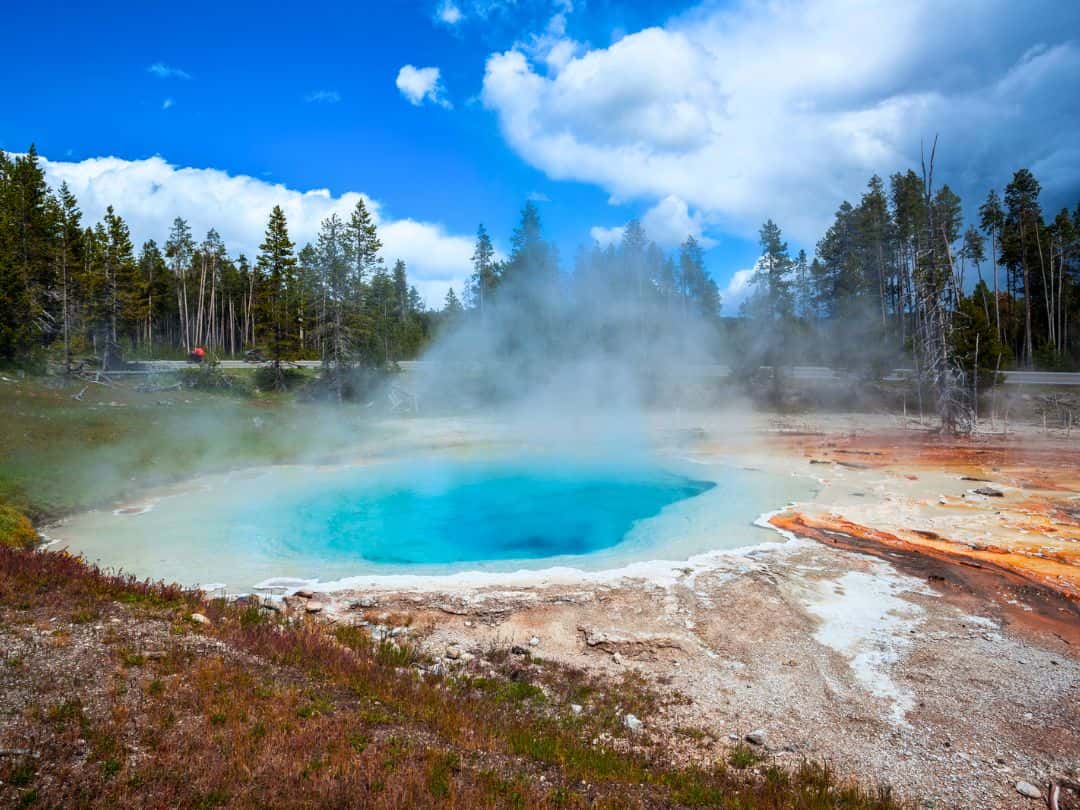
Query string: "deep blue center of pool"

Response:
xmin=234 ymin=460 xmax=715 ymax=565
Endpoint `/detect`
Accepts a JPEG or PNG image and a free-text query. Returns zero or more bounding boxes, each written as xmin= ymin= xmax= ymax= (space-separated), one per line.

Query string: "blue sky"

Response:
xmin=3 ymin=0 xmax=1080 ymax=308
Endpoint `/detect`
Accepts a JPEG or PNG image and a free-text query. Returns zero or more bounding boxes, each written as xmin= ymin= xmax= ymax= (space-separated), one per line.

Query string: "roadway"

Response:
xmin=126 ymin=360 xmax=1080 ymax=386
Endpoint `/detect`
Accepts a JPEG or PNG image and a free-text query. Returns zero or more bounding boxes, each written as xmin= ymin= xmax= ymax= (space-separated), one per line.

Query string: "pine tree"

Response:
xmin=365 ymin=263 xmax=396 ymax=364
xmin=621 ymin=218 xmax=648 ymax=300
xmin=505 ymin=201 xmax=558 ymax=290
xmin=54 ymin=182 xmax=83 ymax=368
xmin=164 ymin=217 xmax=195 ymax=352
xmin=102 ymin=206 xmax=137 ymax=359
xmin=137 ymin=240 xmax=168 ymax=351
xmin=753 ymin=220 xmax=793 ymax=319
xmin=678 ymin=236 xmax=720 ymax=319
xmin=347 ymin=199 xmax=381 ymax=293
xmin=1003 ymin=169 xmax=1044 ymax=366
xmin=856 ymin=175 xmax=892 ymax=329
xmin=979 ymin=189 xmax=1006 ymax=343
xmin=443 ymin=287 xmax=463 ymax=319
xmin=467 ymin=224 xmax=497 ymax=319
xmin=254 ymin=205 xmax=298 ymax=385
xmin=0 ymin=145 xmax=59 ymax=362
xmin=314 ymin=214 xmax=352 ymax=397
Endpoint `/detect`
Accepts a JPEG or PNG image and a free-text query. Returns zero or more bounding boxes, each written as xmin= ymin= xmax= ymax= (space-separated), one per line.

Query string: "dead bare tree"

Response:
xmin=913 ymin=137 xmax=974 ymax=435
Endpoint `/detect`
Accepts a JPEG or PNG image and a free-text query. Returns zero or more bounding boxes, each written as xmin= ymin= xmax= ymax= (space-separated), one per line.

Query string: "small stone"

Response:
xmin=570 ymin=704 xmax=583 ymax=715
xmin=446 ymin=644 xmax=461 ymax=660
xmin=529 ymin=636 xmax=540 ymax=647
xmin=612 ymin=652 xmax=624 ymax=666
xmin=623 ymin=714 xmax=643 ymax=733
xmin=305 ymin=601 xmax=324 ymax=614
xmin=190 ymin=613 xmax=210 ymax=625
xmin=745 ymin=729 xmax=766 ymax=746
xmin=1015 ymin=782 xmax=1041 ymax=799
xmin=974 ymin=487 xmax=1005 ymax=498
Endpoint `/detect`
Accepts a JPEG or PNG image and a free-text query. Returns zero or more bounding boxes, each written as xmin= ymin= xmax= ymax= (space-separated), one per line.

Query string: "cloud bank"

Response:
xmin=482 ymin=0 xmax=1080 ymax=243
xmin=40 ymin=155 xmax=476 ymax=308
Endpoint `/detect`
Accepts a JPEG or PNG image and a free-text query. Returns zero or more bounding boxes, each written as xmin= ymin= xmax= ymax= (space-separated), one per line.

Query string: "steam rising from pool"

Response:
xmin=52 ymin=454 xmax=811 ymax=591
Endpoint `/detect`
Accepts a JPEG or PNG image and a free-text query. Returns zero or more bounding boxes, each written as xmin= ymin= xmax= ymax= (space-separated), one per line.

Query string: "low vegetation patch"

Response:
xmin=0 ymin=543 xmax=911 ymax=809
xmin=0 ymin=504 xmax=37 ymax=549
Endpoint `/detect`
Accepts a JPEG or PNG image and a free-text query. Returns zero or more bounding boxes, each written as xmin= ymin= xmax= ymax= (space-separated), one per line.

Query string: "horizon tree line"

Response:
xmin=2 ymin=142 xmax=1078 ymax=392
xmin=0 ymin=145 xmax=431 ymax=382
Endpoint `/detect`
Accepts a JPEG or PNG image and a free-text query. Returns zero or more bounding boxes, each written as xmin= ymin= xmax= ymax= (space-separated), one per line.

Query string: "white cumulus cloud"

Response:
xmin=640 ymin=195 xmax=713 ymax=248
xmin=482 ymin=0 xmax=1080 ymax=243
xmin=589 ymin=195 xmax=713 ymax=250
xmin=39 ymin=154 xmax=475 ymax=308
xmin=721 ymin=267 xmax=756 ymax=315
xmin=436 ymin=0 xmax=463 ymax=25
xmin=588 ymin=224 xmax=623 ymax=247
xmin=396 ymin=65 xmax=452 ymax=109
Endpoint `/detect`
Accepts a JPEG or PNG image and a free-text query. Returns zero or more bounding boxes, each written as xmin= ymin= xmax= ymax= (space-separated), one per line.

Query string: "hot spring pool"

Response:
xmin=50 ymin=455 xmax=812 ymax=591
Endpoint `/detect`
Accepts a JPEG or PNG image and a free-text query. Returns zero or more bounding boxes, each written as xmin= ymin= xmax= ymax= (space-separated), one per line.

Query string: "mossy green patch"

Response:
xmin=0 ymin=504 xmax=36 ymax=550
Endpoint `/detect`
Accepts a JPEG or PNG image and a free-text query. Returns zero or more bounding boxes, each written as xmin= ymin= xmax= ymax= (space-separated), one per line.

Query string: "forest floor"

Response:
xmin=0 ymin=374 xmax=1078 ymax=807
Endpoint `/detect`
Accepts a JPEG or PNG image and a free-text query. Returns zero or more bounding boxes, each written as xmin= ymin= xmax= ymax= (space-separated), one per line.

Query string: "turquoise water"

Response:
xmin=239 ymin=461 xmax=713 ymax=565
xmin=51 ymin=455 xmax=809 ymax=590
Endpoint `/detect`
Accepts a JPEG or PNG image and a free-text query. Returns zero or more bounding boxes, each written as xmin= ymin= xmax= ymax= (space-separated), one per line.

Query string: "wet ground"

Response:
xmin=277 ymin=413 xmax=1080 ymax=809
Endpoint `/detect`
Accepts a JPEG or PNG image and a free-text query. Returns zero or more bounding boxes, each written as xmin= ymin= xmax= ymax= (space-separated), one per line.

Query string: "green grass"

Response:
xmin=0 ymin=377 xmax=371 ymax=522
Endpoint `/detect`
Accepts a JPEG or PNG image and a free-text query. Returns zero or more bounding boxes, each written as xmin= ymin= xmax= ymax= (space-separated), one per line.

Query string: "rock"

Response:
xmin=612 ymin=652 xmax=624 ymax=666
xmin=529 ymin=636 xmax=540 ymax=647
xmin=190 ymin=613 xmax=210 ymax=625
xmin=570 ymin=704 xmax=583 ymax=715
xmin=350 ymin=597 xmax=377 ymax=609
xmin=974 ymin=487 xmax=1005 ymax=498
xmin=745 ymin=729 xmax=766 ymax=746
xmin=623 ymin=714 xmax=643 ymax=733
xmin=305 ymin=601 xmax=324 ymax=614
xmin=511 ymin=645 xmax=529 ymax=656
xmin=1015 ymin=781 xmax=1042 ymax=799
xmin=296 ymin=589 xmax=315 ymax=599
xmin=446 ymin=644 xmax=461 ymax=660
